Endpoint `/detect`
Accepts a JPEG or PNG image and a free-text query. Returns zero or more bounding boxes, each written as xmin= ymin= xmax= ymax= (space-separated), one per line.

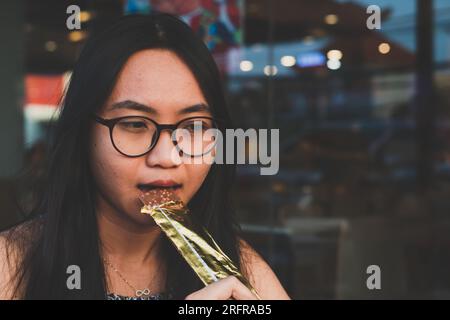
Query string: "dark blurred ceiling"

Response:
xmin=244 ymin=0 xmax=391 ymax=42
xmin=25 ymin=0 xmax=395 ymax=74
xmin=26 ymin=0 xmax=122 ymax=73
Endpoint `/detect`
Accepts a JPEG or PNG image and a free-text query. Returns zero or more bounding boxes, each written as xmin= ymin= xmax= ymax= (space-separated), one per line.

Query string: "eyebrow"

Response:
xmin=108 ymin=100 xmax=211 ymax=115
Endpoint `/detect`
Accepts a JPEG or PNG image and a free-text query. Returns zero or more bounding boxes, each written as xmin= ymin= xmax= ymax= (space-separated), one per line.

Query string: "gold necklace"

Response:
xmin=103 ymin=258 xmax=153 ymax=297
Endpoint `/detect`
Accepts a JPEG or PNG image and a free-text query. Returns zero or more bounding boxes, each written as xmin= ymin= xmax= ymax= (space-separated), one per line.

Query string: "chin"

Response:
xmin=124 ymin=202 xmax=157 ymax=226
xmin=130 ymin=213 xmax=158 ymax=227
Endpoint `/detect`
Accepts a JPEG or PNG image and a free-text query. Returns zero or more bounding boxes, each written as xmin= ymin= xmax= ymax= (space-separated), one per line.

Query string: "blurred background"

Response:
xmin=1 ymin=0 xmax=450 ymax=299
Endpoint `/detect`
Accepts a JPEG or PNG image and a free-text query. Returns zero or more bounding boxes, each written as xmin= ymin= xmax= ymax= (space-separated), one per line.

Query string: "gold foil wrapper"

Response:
xmin=139 ymin=189 xmax=261 ymax=299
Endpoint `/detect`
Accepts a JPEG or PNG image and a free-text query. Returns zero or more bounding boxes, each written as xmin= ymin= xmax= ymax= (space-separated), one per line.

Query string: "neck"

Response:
xmin=96 ymin=198 xmax=163 ymax=266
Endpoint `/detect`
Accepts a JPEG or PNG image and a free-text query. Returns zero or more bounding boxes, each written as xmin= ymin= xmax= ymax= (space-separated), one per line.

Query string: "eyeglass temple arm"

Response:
xmin=92 ymin=115 xmax=110 ymax=126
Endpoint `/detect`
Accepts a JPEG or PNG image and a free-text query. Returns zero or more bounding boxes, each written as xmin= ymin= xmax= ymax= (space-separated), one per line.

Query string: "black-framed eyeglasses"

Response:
xmin=92 ymin=115 xmax=220 ymax=157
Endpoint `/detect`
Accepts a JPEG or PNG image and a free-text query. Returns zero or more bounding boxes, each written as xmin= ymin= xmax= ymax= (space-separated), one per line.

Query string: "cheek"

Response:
xmin=183 ymin=162 xmax=212 ymax=201
xmin=91 ymin=128 xmax=117 ymax=182
xmin=90 ymin=128 xmax=138 ymax=206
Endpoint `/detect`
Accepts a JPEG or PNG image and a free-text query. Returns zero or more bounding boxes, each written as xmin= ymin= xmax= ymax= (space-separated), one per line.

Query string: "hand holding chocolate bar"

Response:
xmin=139 ymin=189 xmax=261 ymax=300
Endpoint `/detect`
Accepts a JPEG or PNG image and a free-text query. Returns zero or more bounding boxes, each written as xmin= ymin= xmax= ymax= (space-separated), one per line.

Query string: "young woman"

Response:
xmin=0 ymin=13 xmax=289 ymax=300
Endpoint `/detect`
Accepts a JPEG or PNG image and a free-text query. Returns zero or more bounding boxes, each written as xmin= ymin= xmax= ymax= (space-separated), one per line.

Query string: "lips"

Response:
xmin=137 ymin=180 xmax=182 ymax=192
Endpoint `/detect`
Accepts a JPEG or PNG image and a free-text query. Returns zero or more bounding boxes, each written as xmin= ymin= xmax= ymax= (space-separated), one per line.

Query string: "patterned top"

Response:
xmin=106 ymin=292 xmax=173 ymax=300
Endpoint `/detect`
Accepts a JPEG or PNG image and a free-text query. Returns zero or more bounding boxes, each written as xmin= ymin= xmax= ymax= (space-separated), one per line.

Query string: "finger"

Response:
xmin=185 ymin=278 xmax=233 ymax=300
xmin=185 ymin=276 xmax=258 ymax=300
xmin=227 ymin=277 xmax=258 ymax=301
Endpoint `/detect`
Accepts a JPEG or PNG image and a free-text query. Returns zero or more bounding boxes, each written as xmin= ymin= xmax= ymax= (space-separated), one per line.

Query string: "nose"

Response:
xmin=145 ymin=129 xmax=181 ymax=168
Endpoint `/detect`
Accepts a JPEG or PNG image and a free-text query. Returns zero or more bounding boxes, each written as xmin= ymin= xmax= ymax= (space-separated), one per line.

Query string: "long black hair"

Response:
xmin=5 ymin=12 xmax=242 ymax=299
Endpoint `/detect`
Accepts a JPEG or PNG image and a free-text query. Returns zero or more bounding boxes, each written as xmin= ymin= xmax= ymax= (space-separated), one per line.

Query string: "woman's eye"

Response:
xmin=184 ymin=121 xmax=211 ymax=131
xmin=119 ymin=121 xmax=148 ymax=131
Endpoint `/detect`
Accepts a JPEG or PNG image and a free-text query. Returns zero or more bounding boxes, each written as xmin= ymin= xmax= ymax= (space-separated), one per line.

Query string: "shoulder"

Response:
xmin=238 ymin=239 xmax=290 ymax=300
xmin=0 ymin=229 xmax=18 ymax=299
xmin=0 ymin=219 xmax=41 ymax=300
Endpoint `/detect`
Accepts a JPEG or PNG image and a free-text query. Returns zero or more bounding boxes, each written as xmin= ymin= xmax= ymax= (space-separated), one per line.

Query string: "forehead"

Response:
xmin=107 ymin=49 xmax=206 ymax=114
